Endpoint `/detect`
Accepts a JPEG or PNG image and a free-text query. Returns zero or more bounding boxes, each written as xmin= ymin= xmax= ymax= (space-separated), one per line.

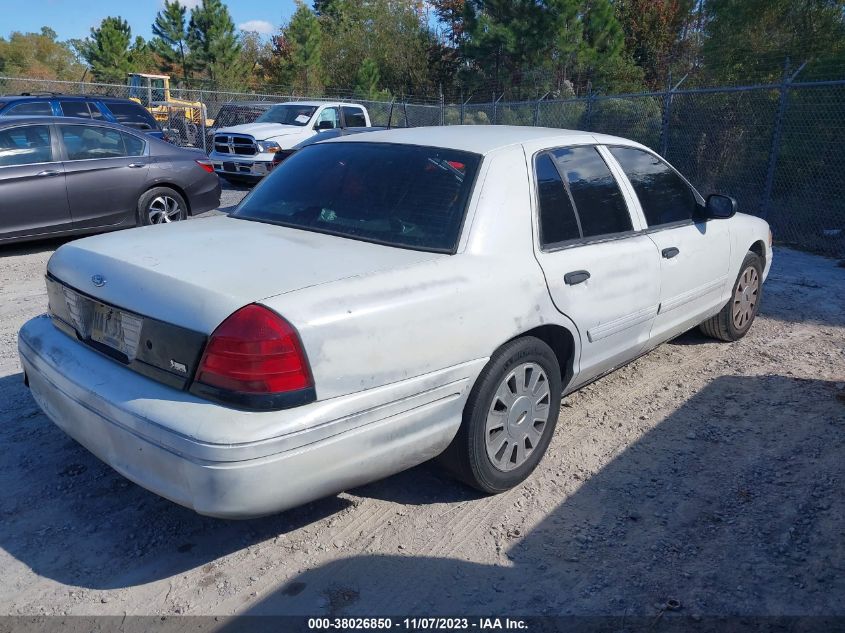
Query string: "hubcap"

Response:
xmin=733 ymin=265 xmax=760 ymax=329
xmin=148 ymin=195 xmax=182 ymax=224
xmin=485 ymin=362 xmax=551 ymax=472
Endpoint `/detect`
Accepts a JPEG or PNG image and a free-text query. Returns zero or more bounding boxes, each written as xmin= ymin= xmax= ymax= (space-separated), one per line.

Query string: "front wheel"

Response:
xmin=438 ymin=336 xmax=562 ymax=493
xmin=700 ymin=251 xmax=763 ymax=341
xmin=138 ymin=187 xmax=188 ymax=226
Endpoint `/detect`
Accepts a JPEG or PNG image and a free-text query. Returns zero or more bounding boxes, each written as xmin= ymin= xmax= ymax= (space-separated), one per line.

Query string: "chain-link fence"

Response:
xmin=1 ymin=74 xmax=842 ymax=256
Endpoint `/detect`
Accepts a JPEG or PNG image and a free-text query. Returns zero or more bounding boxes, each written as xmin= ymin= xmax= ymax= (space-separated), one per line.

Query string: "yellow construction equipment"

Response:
xmin=128 ymin=73 xmax=213 ymax=146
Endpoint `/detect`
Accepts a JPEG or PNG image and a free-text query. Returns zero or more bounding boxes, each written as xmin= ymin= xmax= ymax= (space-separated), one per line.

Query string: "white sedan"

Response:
xmin=18 ymin=126 xmax=772 ymax=518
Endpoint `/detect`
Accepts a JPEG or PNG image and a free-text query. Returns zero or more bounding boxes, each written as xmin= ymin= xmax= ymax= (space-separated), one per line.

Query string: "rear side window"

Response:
xmin=4 ymin=101 xmax=53 ymax=116
xmin=60 ymin=101 xmax=92 ymax=119
xmin=103 ymin=102 xmax=158 ymax=130
xmin=122 ymin=132 xmax=146 ymax=156
xmin=0 ymin=124 xmax=54 ymax=166
xmin=536 ymin=153 xmax=580 ymax=246
xmin=551 ymin=146 xmax=633 ymax=238
xmin=60 ymin=125 xmax=130 ymax=160
xmin=342 ymin=106 xmax=367 ymax=127
xmin=609 ymin=146 xmax=698 ymax=227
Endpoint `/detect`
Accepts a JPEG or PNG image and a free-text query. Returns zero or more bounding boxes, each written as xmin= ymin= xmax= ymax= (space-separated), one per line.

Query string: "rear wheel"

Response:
xmin=700 ymin=251 xmax=763 ymax=341
xmin=138 ymin=187 xmax=187 ymax=226
xmin=438 ymin=336 xmax=562 ymax=493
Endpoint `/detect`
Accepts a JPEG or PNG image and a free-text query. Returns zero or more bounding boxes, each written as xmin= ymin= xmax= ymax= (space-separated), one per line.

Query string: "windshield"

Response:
xmin=255 ymin=104 xmax=318 ymax=126
xmin=232 ymin=142 xmax=482 ymax=253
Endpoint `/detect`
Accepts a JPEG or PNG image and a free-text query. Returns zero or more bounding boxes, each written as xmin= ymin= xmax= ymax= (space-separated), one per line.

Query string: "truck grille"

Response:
xmin=213 ymin=134 xmax=257 ymax=156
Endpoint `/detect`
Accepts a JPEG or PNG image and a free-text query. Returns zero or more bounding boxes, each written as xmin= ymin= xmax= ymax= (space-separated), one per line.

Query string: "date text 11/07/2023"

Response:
xmin=307 ymin=617 xmax=529 ymax=630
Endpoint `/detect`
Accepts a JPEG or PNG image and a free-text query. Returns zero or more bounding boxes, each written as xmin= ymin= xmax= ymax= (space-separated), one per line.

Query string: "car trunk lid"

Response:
xmin=47 ymin=215 xmax=443 ymax=335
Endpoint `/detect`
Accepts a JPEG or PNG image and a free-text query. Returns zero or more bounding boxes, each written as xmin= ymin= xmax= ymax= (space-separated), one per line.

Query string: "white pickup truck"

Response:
xmin=208 ymin=101 xmax=371 ymax=184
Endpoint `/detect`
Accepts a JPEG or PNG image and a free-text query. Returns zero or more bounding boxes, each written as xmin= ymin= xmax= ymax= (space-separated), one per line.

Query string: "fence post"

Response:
xmin=534 ymin=92 xmax=549 ymax=127
xmin=660 ymin=74 xmax=672 ymax=157
xmin=761 ymin=58 xmax=804 ymax=218
xmin=439 ymin=84 xmax=445 ymax=126
xmin=493 ymin=93 xmax=503 ymax=125
xmin=584 ymin=83 xmax=594 ymax=131
xmin=199 ymin=89 xmax=207 ymax=153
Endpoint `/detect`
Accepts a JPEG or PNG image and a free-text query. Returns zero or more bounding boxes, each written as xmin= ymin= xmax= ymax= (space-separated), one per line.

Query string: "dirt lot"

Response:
xmin=0 ymin=199 xmax=843 ymax=619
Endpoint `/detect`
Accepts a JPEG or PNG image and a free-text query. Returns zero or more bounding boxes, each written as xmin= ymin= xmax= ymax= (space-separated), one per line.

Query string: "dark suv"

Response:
xmin=0 ymin=93 xmax=165 ymax=140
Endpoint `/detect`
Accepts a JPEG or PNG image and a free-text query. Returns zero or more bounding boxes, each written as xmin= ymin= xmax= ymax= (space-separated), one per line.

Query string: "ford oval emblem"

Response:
xmin=91 ymin=275 xmax=106 ymax=287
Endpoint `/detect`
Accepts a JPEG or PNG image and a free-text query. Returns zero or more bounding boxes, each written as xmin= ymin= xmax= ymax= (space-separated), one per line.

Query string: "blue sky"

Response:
xmin=0 ymin=0 xmax=299 ymax=41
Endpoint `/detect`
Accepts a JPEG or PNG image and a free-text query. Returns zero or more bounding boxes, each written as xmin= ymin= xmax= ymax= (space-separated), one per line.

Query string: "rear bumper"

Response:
xmin=19 ymin=315 xmax=476 ymax=518
xmin=189 ymin=175 xmax=222 ymax=214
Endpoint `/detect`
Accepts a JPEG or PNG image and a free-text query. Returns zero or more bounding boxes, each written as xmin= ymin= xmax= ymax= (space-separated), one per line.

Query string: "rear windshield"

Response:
xmin=256 ymin=104 xmax=318 ymax=126
xmin=104 ymin=102 xmax=159 ymax=130
xmin=232 ymin=142 xmax=481 ymax=253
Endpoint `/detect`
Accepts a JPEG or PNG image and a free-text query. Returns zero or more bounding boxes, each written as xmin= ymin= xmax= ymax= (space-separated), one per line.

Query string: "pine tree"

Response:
xmin=288 ymin=1 xmax=324 ymax=93
xmin=186 ymin=0 xmax=242 ymax=86
xmin=80 ymin=16 xmax=135 ymax=83
xmin=354 ymin=58 xmax=391 ymax=100
xmin=152 ymin=0 xmax=190 ymax=80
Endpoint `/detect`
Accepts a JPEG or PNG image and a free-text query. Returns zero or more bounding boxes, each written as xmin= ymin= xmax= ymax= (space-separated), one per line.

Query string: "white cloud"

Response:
xmin=237 ymin=20 xmax=276 ymax=35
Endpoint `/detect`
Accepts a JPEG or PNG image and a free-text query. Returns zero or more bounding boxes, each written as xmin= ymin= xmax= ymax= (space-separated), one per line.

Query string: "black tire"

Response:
xmin=137 ymin=187 xmax=188 ymax=226
xmin=699 ymin=251 xmax=763 ymax=342
xmin=438 ymin=336 xmax=562 ymax=493
xmin=221 ymin=176 xmax=258 ymax=188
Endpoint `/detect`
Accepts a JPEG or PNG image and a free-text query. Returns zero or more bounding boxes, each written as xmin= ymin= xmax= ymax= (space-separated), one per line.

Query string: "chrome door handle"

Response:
xmin=127 ymin=163 xmax=145 ymax=168
xmin=36 ymin=169 xmax=61 ymax=177
xmin=564 ymin=270 xmax=591 ymax=285
xmin=662 ymin=247 xmax=680 ymax=259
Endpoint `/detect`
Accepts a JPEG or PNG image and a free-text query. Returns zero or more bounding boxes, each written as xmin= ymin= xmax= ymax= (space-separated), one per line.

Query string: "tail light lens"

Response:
xmin=195 ymin=159 xmax=215 ymax=174
xmin=194 ymin=305 xmax=312 ymax=401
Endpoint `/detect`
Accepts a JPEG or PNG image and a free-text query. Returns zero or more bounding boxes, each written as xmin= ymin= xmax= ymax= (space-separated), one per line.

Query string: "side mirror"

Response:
xmin=316 ymin=120 xmax=334 ymax=130
xmin=705 ymin=194 xmax=737 ymax=219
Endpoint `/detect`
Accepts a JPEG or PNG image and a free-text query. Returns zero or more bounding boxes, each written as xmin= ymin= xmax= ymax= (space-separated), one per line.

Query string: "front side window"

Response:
xmin=60 ymin=125 xmax=129 ymax=160
xmin=551 ymin=146 xmax=633 ymax=238
xmin=0 ymin=124 xmax=54 ymax=167
xmin=233 ymin=142 xmax=481 ymax=253
xmin=609 ymin=146 xmax=699 ymax=227
xmin=104 ymin=102 xmax=159 ymax=130
xmin=536 ymin=153 xmax=580 ymax=246
xmin=342 ymin=107 xmax=367 ymax=127
xmin=316 ymin=107 xmax=339 ymax=129
xmin=256 ymin=104 xmax=318 ymax=126
xmin=5 ymin=101 xmax=53 ymax=116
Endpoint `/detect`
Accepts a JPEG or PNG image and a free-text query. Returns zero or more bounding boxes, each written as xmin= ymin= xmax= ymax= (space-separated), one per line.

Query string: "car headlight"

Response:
xmin=255 ymin=140 xmax=282 ymax=153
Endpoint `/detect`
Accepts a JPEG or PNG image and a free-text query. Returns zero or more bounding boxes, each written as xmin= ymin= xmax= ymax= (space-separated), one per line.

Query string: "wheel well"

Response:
xmin=514 ymin=324 xmax=576 ymax=390
xmin=750 ymin=240 xmax=766 ymax=267
xmin=144 ymin=183 xmax=192 ymax=216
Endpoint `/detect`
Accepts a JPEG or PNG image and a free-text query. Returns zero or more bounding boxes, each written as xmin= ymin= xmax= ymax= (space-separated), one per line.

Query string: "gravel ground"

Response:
xmin=0 ymin=195 xmax=843 ymax=618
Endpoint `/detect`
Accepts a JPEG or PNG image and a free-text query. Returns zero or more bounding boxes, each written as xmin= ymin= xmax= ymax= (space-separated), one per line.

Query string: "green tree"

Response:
xmin=186 ymin=0 xmax=242 ymax=86
xmin=152 ymin=0 xmax=190 ymax=80
xmin=80 ymin=17 xmax=135 ymax=83
xmin=702 ymin=0 xmax=845 ymax=82
xmin=319 ymin=0 xmax=431 ymax=96
xmin=0 ymin=27 xmax=85 ymax=80
xmin=615 ymin=0 xmax=696 ymax=89
xmin=288 ymin=1 xmax=324 ymax=93
xmin=354 ymin=57 xmax=390 ymax=100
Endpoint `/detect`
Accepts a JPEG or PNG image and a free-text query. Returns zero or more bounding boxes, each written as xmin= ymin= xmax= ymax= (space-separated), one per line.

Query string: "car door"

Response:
xmin=58 ymin=124 xmax=150 ymax=230
xmin=606 ymin=146 xmax=732 ymax=343
xmin=0 ymin=122 xmax=72 ymax=241
xmin=528 ymin=144 xmax=662 ymax=385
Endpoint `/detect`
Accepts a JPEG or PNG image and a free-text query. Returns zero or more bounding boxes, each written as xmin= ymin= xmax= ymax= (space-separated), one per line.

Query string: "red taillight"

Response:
xmin=195 ymin=159 xmax=214 ymax=174
xmin=195 ymin=305 xmax=312 ymax=394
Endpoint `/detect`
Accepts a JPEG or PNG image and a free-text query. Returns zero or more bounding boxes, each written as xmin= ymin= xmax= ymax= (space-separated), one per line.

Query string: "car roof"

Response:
xmin=331 ymin=125 xmax=644 ymax=155
xmin=0 ymin=93 xmax=138 ymax=103
xmin=0 ymin=115 xmax=141 ymax=131
xmin=267 ymin=100 xmax=367 ymax=109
